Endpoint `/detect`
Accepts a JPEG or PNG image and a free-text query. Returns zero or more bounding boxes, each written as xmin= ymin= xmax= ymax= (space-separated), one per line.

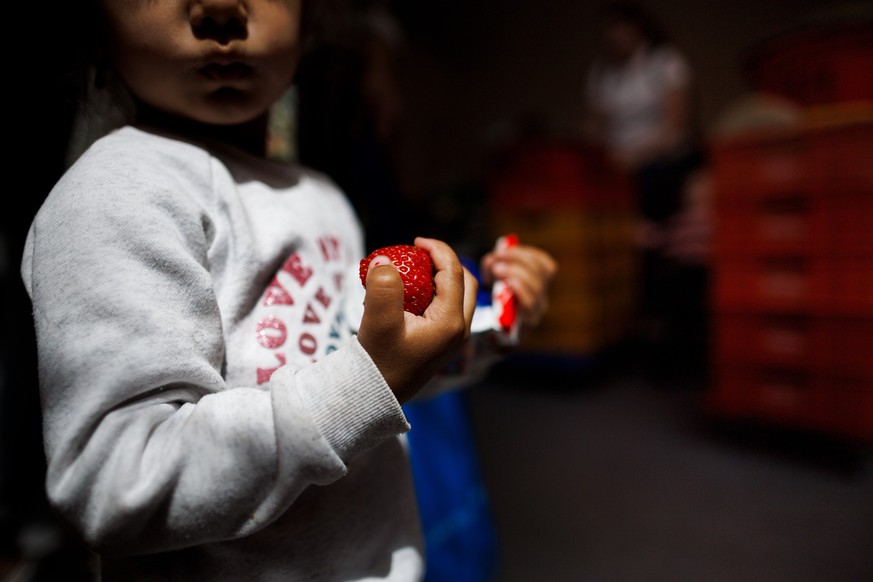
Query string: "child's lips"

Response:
xmin=199 ymin=62 xmax=254 ymax=83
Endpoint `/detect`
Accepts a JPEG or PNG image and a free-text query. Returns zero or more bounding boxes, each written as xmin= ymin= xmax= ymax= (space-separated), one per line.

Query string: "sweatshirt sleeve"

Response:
xmin=21 ymin=137 xmax=409 ymax=556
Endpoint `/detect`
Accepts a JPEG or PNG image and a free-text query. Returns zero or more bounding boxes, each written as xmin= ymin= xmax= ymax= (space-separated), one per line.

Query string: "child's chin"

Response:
xmin=198 ymin=91 xmax=269 ymax=124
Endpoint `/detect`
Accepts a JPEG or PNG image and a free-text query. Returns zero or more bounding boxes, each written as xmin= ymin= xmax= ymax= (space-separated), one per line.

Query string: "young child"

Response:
xmin=20 ymin=1 xmax=556 ymax=580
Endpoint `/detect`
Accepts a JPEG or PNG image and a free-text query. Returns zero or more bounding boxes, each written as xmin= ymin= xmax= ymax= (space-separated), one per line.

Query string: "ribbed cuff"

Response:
xmin=291 ymin=337 xmax=410 ymax=461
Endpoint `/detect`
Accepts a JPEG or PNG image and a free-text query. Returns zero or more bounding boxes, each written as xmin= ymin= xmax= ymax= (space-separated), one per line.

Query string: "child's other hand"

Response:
xmin=357 ymin=237 xmax=477 ymax=403
xmin=480 ymin=243 xmax=557 ymax=328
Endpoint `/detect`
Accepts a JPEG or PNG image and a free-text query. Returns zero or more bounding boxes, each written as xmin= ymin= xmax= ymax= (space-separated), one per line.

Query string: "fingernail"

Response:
xmin=369 ymin=255 xmax=391 ymax=269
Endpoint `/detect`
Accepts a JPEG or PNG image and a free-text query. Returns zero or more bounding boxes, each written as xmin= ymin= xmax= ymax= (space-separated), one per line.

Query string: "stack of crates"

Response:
xmin=743 ymin=22 xmax=873 ymax=108
xmin=486 ymin=137 xmax=638 ymax=358
xmin=706 ymin=116 xmax=873 ymax=441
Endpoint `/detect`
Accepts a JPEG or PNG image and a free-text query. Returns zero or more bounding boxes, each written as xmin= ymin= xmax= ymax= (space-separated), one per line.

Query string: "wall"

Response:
xmin=391 ymin=0 xmax=861 ymax=200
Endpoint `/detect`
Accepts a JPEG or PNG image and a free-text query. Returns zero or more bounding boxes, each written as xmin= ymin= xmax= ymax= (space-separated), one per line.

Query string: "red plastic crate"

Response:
xmin=825 ymin=317 xmax=873 ymax=379
xmin=824 ymin=191 xmax=873 ymax=256
xmin=712 ymin=313 xmax=825 ymax=371
xmin=713 ymin=313 xmax=873 ymax=378
xmin=708 ymin=365 xmax=828 ymax=430
xmin=826 ymin=386 xmax=873 ymax=440
xmin=489 ymin=178 xmax=587 ymax=212
xmin=713 ymin=257 xmax=830 ymax=313
xmin=714 ymin=196 xmax=827 ymax=257
xmin=710 ymin=120 xmax=873 ymax=202
xmin=811 ymin=121 xmax=873 ymax=191
xmin=829 ymin=257 xmax=873 ymax=315
xmin=487 ymin=138 xmax=632 ymax=212
xmin=715 ymin=191 xmax=872 ymax=259
xmin=711 ymin=132 xmax=817 ymax=201
xmin=708 ymin=366 xmax=873 ymax=439
xmin=744 ymin=24 xmax=873 ymax=106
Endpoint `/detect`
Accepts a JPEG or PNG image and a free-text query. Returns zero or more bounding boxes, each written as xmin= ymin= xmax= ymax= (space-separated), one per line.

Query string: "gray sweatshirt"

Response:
xmin=20 ymin=125 xmax=460 ymax=581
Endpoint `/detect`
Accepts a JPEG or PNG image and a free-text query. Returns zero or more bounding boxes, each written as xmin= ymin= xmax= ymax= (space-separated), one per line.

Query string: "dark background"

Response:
xmin=2 ymin=0 xmax=869 ymax=580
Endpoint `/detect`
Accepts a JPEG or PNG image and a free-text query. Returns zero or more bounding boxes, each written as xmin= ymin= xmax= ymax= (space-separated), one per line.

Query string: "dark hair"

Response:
xmin=41 ymin=0 xmax=102 ymax=109
xmin=597 ymin=1 xmax=669 ymax=47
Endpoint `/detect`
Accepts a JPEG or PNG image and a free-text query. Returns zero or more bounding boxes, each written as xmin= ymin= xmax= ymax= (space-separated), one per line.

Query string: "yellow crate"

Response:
xmin=600 ymin=250 xmax=640 ymax=285
xmin=598 ymin=211 xmax=637 ymax=250
xmin=599 ymin=279 xmax=641 ymax=312
xmin=548 ymin=255 xmax=606 ymax=287
xmin=490 ymin=210 xmax=605 ymax=254
xmin=543 ymin=296 xmax=605 ymax=324
xmin=520 ymin=324 xmax=608 ymax=355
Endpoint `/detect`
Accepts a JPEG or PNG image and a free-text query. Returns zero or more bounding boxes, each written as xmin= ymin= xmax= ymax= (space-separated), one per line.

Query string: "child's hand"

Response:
xmin=480 ymin=243 xmax=557 ymax=328
xmin=357 ymin=237 xmax=478 ymax=403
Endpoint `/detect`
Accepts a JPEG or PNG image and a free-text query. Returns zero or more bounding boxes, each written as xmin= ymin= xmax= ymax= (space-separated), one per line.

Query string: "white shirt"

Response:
xmin=587 ymin=45 xmax=691 ymax=155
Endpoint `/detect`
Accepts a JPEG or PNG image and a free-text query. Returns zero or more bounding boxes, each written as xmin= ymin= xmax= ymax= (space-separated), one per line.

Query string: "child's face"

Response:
xmin=100 ymin=0 xmax=303 ymax=126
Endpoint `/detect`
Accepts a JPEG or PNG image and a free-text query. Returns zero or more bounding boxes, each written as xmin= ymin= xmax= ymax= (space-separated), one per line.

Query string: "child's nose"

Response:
xmin=190 ymin=0 xmax=248 ymax=44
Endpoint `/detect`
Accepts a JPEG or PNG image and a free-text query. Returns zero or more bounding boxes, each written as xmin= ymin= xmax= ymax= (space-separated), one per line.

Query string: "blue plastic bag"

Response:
xmin=403 ymin=390 xmax=498 ymax=582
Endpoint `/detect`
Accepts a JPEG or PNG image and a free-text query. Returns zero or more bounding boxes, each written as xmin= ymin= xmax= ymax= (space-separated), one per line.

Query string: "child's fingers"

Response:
xmin=489 ymin=246 xmax=557 ymax=327
xmin=504 ymin=275 xmax=550 ymax=326
xmin=462 ymin=267 xmax=478 ymax=339
xmin=414 ymin=237 xmax=466 ymax=317
xmin=486 ymin=246 xmax=557 ymax=283
xmin=507 ymin=246 xmax=558 ymax=279
xmin=489 ymin=248 xmax=557 ymax=294
xmin=478 ymin=252 xmax=497 ymax=287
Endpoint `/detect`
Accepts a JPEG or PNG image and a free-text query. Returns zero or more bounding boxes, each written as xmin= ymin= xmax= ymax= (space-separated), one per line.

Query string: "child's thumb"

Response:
xmin=360 ymin=259 xmax=405 ymax=341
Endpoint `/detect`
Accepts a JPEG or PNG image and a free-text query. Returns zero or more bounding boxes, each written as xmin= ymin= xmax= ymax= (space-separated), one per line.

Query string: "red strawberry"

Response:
xmin=359 ymin=244 xmax=435 ymax=316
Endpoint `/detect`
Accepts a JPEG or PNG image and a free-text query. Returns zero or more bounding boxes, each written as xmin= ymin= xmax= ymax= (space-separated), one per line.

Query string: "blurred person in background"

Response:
xmin=583 ymin=1 xmax=711 ymax=383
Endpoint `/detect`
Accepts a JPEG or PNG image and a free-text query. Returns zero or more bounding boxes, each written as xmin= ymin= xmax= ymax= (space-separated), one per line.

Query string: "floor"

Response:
xmin=465 ymin=355 xmax=873 ymax=582
xmin=3 ymin=353 xmax=872 ymax=582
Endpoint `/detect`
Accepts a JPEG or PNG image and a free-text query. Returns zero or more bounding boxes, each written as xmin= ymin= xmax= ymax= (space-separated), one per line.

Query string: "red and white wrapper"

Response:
xmin=492 ymin=233 xmax=520 ymax=345
xmin=470 ymin=233 xmax=520 ymax=347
